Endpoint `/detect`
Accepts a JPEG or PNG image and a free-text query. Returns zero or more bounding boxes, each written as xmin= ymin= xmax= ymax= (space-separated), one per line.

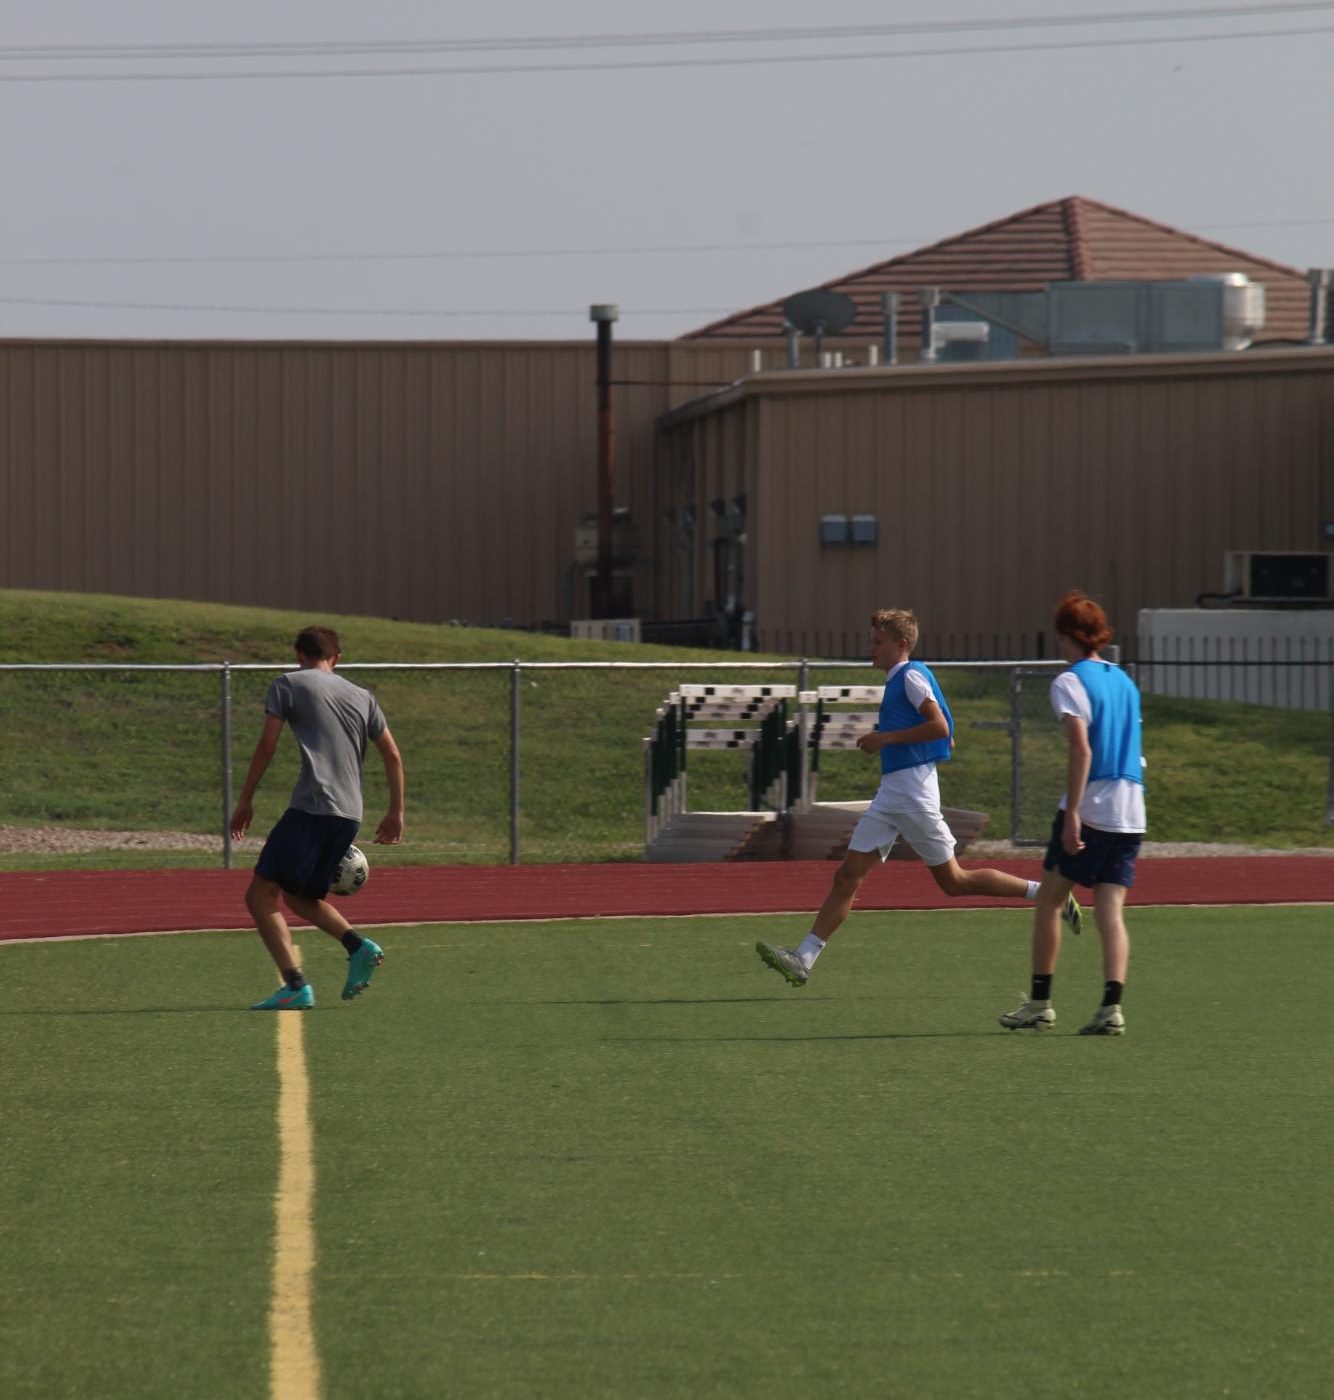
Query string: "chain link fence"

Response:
xmin=0 ymin=655 xmax=1329 ymax=866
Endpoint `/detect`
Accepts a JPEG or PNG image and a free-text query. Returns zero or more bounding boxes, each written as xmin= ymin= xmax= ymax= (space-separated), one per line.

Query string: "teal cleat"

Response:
xmin=250 ymin=984 xmax=315 ymax=1011
xmin=342 ymin=938 xmax=384 ymax=1001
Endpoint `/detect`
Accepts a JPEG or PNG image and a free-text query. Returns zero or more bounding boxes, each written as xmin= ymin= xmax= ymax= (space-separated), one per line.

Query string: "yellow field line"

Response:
xmin=270 ymin=1013 xmax=322 ymax=1400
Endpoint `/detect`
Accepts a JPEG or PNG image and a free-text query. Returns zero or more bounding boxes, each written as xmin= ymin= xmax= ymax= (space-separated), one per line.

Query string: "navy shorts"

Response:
xmin=1043 ymin=810 xmax=1142 ymax=890
xmin=255 ymin=808 xmax=360 ymax=900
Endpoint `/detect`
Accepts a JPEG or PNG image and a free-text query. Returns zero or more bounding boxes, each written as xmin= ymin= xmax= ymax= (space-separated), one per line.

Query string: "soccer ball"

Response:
xmin=330 ymin=844 xmax=369 ymax=896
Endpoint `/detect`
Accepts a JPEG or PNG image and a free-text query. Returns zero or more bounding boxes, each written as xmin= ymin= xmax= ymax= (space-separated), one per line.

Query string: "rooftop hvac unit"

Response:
xmin=1224 ymin=551 xmax=1333 ymax=602
xmin=1047 ymin=276 xmax=1265 ymax=355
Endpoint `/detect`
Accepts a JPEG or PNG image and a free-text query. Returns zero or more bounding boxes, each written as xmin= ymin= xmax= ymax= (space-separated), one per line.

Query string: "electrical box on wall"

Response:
xmin=820 ymin=514 xmax=850 ymax=545
xmin=821 ymin=513 xmax=878 ymax=546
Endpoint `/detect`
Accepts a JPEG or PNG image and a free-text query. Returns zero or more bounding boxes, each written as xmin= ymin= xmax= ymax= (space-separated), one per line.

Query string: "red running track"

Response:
xmin=1 ymin=857 xmax=1331 ymax=942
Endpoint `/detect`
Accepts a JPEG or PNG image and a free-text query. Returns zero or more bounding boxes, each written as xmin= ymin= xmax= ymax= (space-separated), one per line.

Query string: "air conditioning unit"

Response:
xmin=570 ymin=618 xmax=642 ymax=643
xmin=1224 ymin=552 xmax=1333 ymax=602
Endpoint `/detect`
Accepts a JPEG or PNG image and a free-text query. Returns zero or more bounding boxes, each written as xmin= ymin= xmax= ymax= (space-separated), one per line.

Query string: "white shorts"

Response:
xmin=848 ymin=793 xmax=956 ymax=867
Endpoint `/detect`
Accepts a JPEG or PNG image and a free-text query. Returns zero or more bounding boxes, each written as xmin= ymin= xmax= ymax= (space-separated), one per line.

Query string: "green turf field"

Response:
xmin=4 ymin=906 xmax=1332 ymax=1400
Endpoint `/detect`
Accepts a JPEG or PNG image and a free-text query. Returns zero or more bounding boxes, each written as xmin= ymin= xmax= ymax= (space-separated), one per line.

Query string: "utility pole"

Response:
xmin=590 ymin=304 xmax=618 ymax=618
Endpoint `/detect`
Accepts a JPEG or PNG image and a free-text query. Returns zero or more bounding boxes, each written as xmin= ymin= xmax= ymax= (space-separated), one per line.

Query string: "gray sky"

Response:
xmin=2 ymin=0 xmax=1332 ymax=342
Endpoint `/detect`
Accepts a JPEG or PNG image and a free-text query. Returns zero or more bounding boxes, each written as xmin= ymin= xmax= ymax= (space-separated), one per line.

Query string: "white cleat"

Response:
xmin=1062 ymin=893 xmax=1083 ymax=936
xmin=1078 ymin=1005 xmax=1125 ymax=1036
xmin=999 ymin=998 xmax=1056 ymax=1030
xmin=755 ymin=941 xmax=809 ymax=987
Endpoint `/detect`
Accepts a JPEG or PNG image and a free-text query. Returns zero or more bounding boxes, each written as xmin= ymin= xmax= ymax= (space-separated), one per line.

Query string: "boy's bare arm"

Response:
xmin=856 ymin=698 xmax=951 ymax=754
xmin=372 ymin=728 xmax=406 ymax=844
xmin=230 ymin=714 xmax=285 ymax=838
xmin=1060 ymin=714 xmax=1093 ymax=852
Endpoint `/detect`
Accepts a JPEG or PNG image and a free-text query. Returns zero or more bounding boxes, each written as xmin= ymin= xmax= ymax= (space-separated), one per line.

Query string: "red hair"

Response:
xmin=1053 ymin=590 xmax=1112 ymax=654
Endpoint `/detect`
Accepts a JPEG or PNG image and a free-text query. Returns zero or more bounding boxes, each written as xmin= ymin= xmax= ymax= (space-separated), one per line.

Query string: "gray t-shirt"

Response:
xmin=264 ymin=668 xmax=387 ymax=821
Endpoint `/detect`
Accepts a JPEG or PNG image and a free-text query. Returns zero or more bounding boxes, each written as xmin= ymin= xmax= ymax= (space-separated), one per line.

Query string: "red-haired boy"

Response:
xmin=999 ymin=591 xmax=1145 ymax=1036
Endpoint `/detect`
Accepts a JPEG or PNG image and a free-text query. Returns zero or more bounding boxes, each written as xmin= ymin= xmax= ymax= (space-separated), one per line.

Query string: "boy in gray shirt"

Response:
xmin=230 ymin=625 xmax=406 ymax=1009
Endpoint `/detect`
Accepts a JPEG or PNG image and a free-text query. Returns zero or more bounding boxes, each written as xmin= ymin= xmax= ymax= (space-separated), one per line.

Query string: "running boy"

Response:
xmin=756 ymin=608 xmax=1079 ymax=986
xmin=230 ymin=625 xmax=406 ymax=1010
xmin=999 ymin=590 xmax=1145 ymax=1036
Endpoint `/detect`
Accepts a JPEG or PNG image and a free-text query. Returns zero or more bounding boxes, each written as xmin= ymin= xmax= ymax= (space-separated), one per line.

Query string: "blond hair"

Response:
xmin=870 ymin=608 xmax=918 ymax=653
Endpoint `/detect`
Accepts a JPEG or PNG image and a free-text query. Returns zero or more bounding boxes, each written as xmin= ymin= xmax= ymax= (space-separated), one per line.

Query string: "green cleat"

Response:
xmin=1061 ymin=892 xmax=1083 ymax=936
xmin=251 ymin=984 xmax=314 ymax=1011
xmin=342 ymin=938 xmax=384 ymax=1001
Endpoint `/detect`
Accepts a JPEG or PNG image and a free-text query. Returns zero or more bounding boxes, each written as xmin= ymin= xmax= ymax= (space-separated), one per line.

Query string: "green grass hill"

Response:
xmin=0 ymin=588 xmax=1330 ymax=868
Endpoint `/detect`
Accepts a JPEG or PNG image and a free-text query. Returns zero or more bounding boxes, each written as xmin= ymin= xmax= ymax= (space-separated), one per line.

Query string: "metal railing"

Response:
xmin=1137 ymin=634 xmax=1333 ymax=711
xmin=1 ymin=653 xmax=1329 ymax=865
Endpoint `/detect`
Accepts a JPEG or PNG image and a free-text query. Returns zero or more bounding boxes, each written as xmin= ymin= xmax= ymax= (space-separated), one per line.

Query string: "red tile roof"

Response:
xmin=681 ymin=196 xmax=1312 ymax=345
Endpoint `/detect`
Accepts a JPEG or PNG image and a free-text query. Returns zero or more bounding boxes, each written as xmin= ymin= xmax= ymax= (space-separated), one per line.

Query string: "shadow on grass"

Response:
xmin=1 ymin=1006 xmax=335 ymax=1017
xmin=484 ymin=994 xmax=890 ymax=1007
xmin=605 ymin=1030 xmax=999 ymax=1042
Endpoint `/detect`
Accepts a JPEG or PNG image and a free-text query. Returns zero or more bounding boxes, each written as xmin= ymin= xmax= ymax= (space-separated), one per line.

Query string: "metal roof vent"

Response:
xmin=1186 ymin=273 xmax=1266 ymax=351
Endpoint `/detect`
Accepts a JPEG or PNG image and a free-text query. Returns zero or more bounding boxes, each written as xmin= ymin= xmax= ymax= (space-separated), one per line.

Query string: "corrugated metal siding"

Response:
xmin=0 ymin=338 xmax=772 ymax=627
xmin=9 ymin=337 xmax=1326 ymax=647
xmin=664 ymin=352 xmax=1334 ymax=657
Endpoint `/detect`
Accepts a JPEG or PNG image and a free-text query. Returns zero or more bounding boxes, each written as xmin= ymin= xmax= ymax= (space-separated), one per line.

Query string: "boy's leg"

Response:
xmin=246 ymin=875 xmax=302 ymax=973
xmin=1092 ymin=882 xmax=1130 ymax=985
xmin=812 ymin=848 xmax=882 ymax=941
xmin=282 ymin=890 xmax=353 ymax=943
xmin=999 ymin=868 xmax=1073 ymax=1029
xmin=1077 ymin=881 xmax=1129 ymax=1034
xmin=755 ymin=848 xmax=880 ymax=986
xmin=245 ymin=875 xmax=315 ymax=1008
xmin=1032 ymin=868 xmax=1075 ymax=974
xmin=927 ymin=856 xmax=1029 ymax=899
xmin=903 ymin=807 xmax=1072 ymax=919
xmin=283 ymin=890 xmax=385 ymax=1001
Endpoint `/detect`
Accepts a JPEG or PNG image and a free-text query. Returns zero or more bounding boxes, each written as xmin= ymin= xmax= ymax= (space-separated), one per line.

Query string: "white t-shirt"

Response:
xmin=873 ymin=659 xmax=944 ymax=810
xmin=1049 ymin=670 xmax=1147 ymax=833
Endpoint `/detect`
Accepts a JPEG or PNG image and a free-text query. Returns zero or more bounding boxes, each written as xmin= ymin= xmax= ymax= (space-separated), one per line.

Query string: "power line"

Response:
xmin=0 ymin=294 xmax=732 ymax=318
xmin=2 ymin=3 xmax=1331 ymax=61
xmin=1 ymin=218 xmax=1331 ymax=269
xmin=1193 ymin=216 xmax=1334 ymax=230
xmin=0 ymin=237 xmax=932 ymax=267
xmin=2 ymin=21 xmax=1333 ymax=82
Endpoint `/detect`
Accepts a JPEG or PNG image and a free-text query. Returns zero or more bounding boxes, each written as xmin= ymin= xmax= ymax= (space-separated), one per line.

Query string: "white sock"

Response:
xmin=796 ymin=932 xmax=826 ymax=968
xmin=1025 ymin=880 xmax=1040 ymax=899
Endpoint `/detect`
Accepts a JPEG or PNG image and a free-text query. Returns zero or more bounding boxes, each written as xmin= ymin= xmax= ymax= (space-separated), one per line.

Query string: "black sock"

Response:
xmin=341 ymin=931 xmax=364 ymax=956
xmin=1031 ymin=973 xmax=1053 ymax=1002
xmin=282 ymin=967 xmax=306 ymax=992
xmin=1102 ymin=980 xmax=1124 ymax=1008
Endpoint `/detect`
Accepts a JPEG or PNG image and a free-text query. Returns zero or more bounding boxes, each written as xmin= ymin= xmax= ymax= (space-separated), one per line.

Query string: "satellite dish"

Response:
xmin=781 ymin=288 xmax=857 ymax=361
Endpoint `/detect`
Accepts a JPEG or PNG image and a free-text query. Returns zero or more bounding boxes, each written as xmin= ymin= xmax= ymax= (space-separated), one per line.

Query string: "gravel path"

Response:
xmin=967 ymin=839 xmax=1333 ymax=860
xmin=0 ymin=826 xmax=258 ymax=854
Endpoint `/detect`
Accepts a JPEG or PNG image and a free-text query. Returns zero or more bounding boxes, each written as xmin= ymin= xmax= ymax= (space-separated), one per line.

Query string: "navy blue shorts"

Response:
xmin=1043 ymin=810 xmax=1142 ymax=890
xmin=255 ymin=808 xmax=360 ymax=900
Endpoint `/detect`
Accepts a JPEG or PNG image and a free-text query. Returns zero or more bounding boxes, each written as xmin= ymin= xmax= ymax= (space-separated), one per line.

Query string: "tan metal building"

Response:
xmin=2 ymin=337 xmax=1332 ymax=655
xmin=0 ymin=338 xmax=781 ymax=629
xmin=657 ymin=348 xmax=1334 ymax=656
